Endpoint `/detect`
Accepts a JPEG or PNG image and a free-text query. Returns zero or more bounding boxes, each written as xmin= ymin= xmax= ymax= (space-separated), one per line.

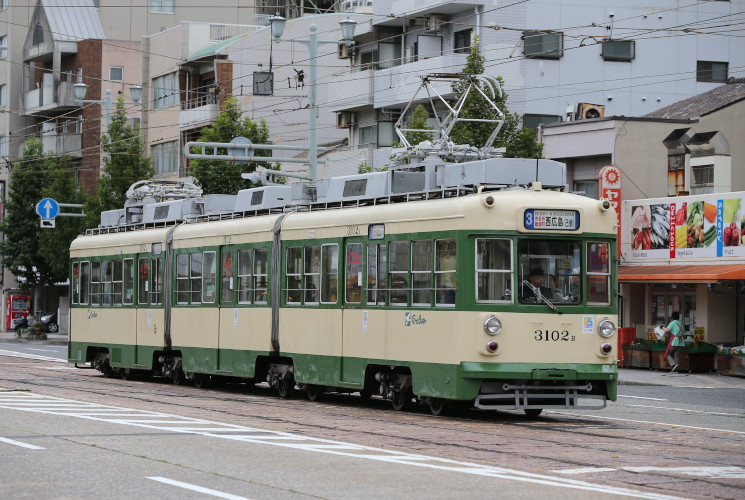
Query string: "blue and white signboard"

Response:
xmin=36 ymin=198 xmax=60 ymax=220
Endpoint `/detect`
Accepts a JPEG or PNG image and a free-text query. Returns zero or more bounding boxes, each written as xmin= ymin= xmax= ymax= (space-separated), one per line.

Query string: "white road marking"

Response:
xmin=147 ymin=477 xmax=249 ymax=500
xmin=626 ymin=404 xmax=742 ymax=417
xmin=624 ymin=467 xmax=745 ymax=479
xmin=554 ymin=466 xmax=745 ymax=479
xmin=553 ymin=411 xmax=745 ymax=435
xmin=618 ymin=395 xmax=668 ymax=401
xmin=554 ymin=467 xmax=617 ymax=474
xmin=0 ymin=437 xmax=45 ymax=450
xmin=0 ymin=349 xmax=66 ymax=363
xmin=0 ymin=391 xmax=689 ymax=499
xmin=26 ymin=348 xmax=59 ymax=352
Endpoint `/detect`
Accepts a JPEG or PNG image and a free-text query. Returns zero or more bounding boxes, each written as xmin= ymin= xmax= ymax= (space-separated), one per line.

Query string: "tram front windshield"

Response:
xmin=518 ymin=240 xmax=581 ymax=304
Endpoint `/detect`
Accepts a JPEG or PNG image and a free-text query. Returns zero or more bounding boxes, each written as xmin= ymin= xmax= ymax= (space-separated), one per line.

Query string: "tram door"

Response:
xmin=135 ymin=254 xmax=164 ymax=367
xmin=341 ymin=238 xmax=366 ymax=384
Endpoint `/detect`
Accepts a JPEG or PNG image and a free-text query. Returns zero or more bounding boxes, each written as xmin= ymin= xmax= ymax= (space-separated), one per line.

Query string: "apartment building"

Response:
xmin=326 ymin=0 xmax=744 ymax=169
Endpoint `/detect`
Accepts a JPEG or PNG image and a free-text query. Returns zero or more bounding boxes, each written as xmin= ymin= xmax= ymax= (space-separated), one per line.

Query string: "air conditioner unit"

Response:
xmin=424 ymin=14 xmax=445 ymax=33
xmin=338 ymin=43 xmax=354 ymax=59
xmin=336 ymin=112 xmax=357 ymax=128
xmin=575 ymin=103 xmax=605 ymax=120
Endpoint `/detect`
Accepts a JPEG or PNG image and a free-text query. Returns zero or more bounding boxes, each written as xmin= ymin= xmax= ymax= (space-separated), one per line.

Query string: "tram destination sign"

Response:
xmin=524 ymin=209 xmax=580 ymax=231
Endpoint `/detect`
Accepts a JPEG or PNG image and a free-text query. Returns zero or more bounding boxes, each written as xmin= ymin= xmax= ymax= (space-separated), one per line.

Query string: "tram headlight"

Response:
xmin=598 ymin=319 xmax=616 ymax=338
xmin=484 ymin=316 xmax=502 ymax=336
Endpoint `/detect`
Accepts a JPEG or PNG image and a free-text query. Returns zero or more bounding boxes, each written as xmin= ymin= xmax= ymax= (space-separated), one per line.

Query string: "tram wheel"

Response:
xmin=277 ymin=372 xmax=295 ymax=399
xmin=305 ymin=384 xmax=323 ymax=402
xmin=391 ymin=387 xmax=413 ymax=411
xmin=192 ymin=373 xmax=209 ymax=389
xmin=428 ymin=398 xmax=448 ymax=416
xmin=524 ymin=408 xmax=543 ymax=417
xmin=119 ymin=368 xmax=131 ymax=380
xmin=172 ymin=368 xmax=185 ymax=385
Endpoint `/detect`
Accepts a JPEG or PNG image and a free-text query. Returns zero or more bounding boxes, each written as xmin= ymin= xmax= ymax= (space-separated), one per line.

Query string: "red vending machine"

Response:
xmin=6 ymin=293 xmax=31 ymax=330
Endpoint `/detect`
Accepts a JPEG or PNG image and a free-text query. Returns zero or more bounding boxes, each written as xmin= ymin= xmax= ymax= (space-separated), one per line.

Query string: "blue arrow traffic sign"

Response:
xmin=36 ymin=198 xmax=60 ymax=220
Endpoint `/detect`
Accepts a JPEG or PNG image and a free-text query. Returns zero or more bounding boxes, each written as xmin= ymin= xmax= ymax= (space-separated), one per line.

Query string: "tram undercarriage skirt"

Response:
xmin=474 ymin=382 xmax=607 ymax=410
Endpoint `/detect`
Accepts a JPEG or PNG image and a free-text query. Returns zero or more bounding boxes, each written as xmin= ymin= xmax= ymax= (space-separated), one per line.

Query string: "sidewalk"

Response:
xmin=1 ymin=330 xmax=743 ymax=388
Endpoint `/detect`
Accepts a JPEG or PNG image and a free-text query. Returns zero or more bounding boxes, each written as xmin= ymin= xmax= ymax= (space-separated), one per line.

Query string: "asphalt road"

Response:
xmin=0 ymin=348 xmax=743 ymax=499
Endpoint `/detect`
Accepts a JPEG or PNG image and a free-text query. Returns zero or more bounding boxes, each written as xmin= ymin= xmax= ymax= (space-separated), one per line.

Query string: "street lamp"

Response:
xmin=268 ymin=14 xmax=356 ymax=184
xmin=73 ymin=82 xmax=143 ymax=133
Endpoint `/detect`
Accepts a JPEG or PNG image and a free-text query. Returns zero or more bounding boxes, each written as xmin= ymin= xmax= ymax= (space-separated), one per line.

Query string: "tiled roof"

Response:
xmin=644 ymin=78 xmax=745 ymax=120
xmin=43 ymin=0 xmax=105 ymax=42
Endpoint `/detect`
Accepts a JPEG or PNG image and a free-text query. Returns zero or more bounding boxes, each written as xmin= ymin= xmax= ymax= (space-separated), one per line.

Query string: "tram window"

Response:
xmin=587 ymin=242 xmax=611 ymax=305
xmin=203 ymin=251 xmax=217 ymax=303
xmin=411 ymin=240 xmax=432 ymax=306
xmin=221 ymin=251 xmax=234 ymax=304
xmin=80 ymin=261 xmax=90 ymax=305
xmin=286 ymin=246 xmax=302 ymax=304
xmin=321 ymin=244 xmax=339 ymax=303
xmin=389 ymin=241 xmax=409 ymax=306
xmin=190 ymin=253 xmax=203 ymax=303
xmin=138 ymin=258 xmax=150 ymax=305
xmin=101 ymin=260 xmax=114 ymax=306
xmin=176 ymin=254 xmax=189 ymax=304
xmin=72 ymin=262 xmax=80 ymax=304
xmin=346 ymin=243 xmax=363 ymax=303
xmin=304 ymin=245 xmax=320 ymax=303
xmin=435 ymin=239 xmax=457 ymax=306
xmin=476 ymin=238 xmax=512 ymax=303
xmin=123 ymin=259 xmax=134 ymax=305
xmin=90 ymin=261 xmax=101 ymax=305
xmin=254 ymin=248 xmax=268 ymax=304
xmin=366 ymin=244 xmax=387 ymax=305
xmin=517 ymin=240 xmax=581 ymax=305
xmin=112 ymin=260 xmax=123 ymax=305
xmin=237 ymin=249 xmax=252 ymax=304
xmin=151 ymin=258 xmax=163 ymax=305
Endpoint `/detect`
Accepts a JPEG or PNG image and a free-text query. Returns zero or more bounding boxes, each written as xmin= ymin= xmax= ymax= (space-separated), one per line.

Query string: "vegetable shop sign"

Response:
xmin=623 ymin=191 xmax=745 ymax=261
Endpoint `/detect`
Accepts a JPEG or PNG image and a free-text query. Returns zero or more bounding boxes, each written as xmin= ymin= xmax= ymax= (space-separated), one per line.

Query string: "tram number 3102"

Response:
xmin=534 ymin=330 xmax=575 ymax=342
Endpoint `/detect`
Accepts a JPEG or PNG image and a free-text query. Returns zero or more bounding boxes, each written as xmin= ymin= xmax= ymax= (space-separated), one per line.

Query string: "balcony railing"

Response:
xmin=23 ymin=81 xmax=79 ymax=115
xmin=180 ymin=93 xmax=219 ymax=129
xmin=181 ymin=93 xmax=218 ymax=110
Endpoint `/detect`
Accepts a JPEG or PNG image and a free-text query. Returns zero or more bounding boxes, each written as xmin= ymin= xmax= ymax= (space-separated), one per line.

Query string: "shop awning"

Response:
xmin=619 ymin=264 xmax=745 ymax=283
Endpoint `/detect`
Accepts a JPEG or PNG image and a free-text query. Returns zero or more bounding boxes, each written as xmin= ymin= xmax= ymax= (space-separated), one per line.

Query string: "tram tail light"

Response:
xmin=486 ymin=341 xmax=499 ymax=353
xmin=601 ymin=343 xmax=613 ymax=355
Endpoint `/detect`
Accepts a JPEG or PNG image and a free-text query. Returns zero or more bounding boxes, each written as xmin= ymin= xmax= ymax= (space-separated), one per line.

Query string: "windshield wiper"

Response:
xmin=522 ymin=279 xmax=562 ymax=314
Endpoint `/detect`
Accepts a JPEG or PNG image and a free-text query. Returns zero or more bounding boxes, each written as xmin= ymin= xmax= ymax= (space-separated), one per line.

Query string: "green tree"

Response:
xmin=449 ymin=36 xmax=542 ymax=158
xmin=190 ymin=97 xmax=274 ymax=195
xmin=97 ymin=95 xmax=154 ymax=213
xmin=0 ymin=139 xmax=65 ymax=311
xmin=39 ymin=155 xmax=87 ymax=280
xmin=403 ymin=104 xmax=434 ymax=146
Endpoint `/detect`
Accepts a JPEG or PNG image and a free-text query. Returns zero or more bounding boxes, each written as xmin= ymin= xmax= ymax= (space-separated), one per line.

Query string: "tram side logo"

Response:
xmin=405 ymin=312 xmax=427 ymax=326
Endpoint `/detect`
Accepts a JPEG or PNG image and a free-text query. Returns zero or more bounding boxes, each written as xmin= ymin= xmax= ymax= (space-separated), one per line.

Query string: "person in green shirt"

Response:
xmin=662 ymin=311 xmax=685 ymax=372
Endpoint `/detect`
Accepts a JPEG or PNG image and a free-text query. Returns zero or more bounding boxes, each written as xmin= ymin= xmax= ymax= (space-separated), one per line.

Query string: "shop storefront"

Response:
xmin=619 ymin=192 xmax=745 ymax=373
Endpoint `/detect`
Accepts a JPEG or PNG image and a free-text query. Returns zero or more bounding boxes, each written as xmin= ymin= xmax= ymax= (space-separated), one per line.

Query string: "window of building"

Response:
xmin=110 ymin=67 xmax=124 ymax=82
xmin=152 ymin=72 xmax=179 ymax=108
xmin=601 ymin=40 xmax=635 ymax=62
xmin=33 ymin=23 xmax=44 ymax=45
xmin=1 ymin=0 xmax=9 ymax=10
xmin=360 ymin=50 xmax=379 ymax=71
xmin=0 ymin=136 xmax=7 ymax=156
xmin=92 ymin=0 xmax=100 ymax=7
xmin=0 ymin=36 xmax=7 ymax=59
xmin=476 ymin=238 xmax=513 ymax=303
xmin=151 ymin=140 xmax=179 ymax=175
xmin=573 ymin=180 xmax=599 ymax=199
xmin=691 ymin=164 xmax=714 ymax=187
xmin=697 ymin=61 xmax=728 ymax=82
xmin=522 ymin=114 xmax=561 ymax=130
xmin=150 ymin=0 xmax=174 ymax=13
xmin=523 ymin=31 xmax=563 ymax=59
xmin=454 ymin=28 xmax=472 ymax=54
xmin=358 ymin=125 xmax=377 ymax=148
xmin=0 ymin=85 xmax=5 ymax=108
